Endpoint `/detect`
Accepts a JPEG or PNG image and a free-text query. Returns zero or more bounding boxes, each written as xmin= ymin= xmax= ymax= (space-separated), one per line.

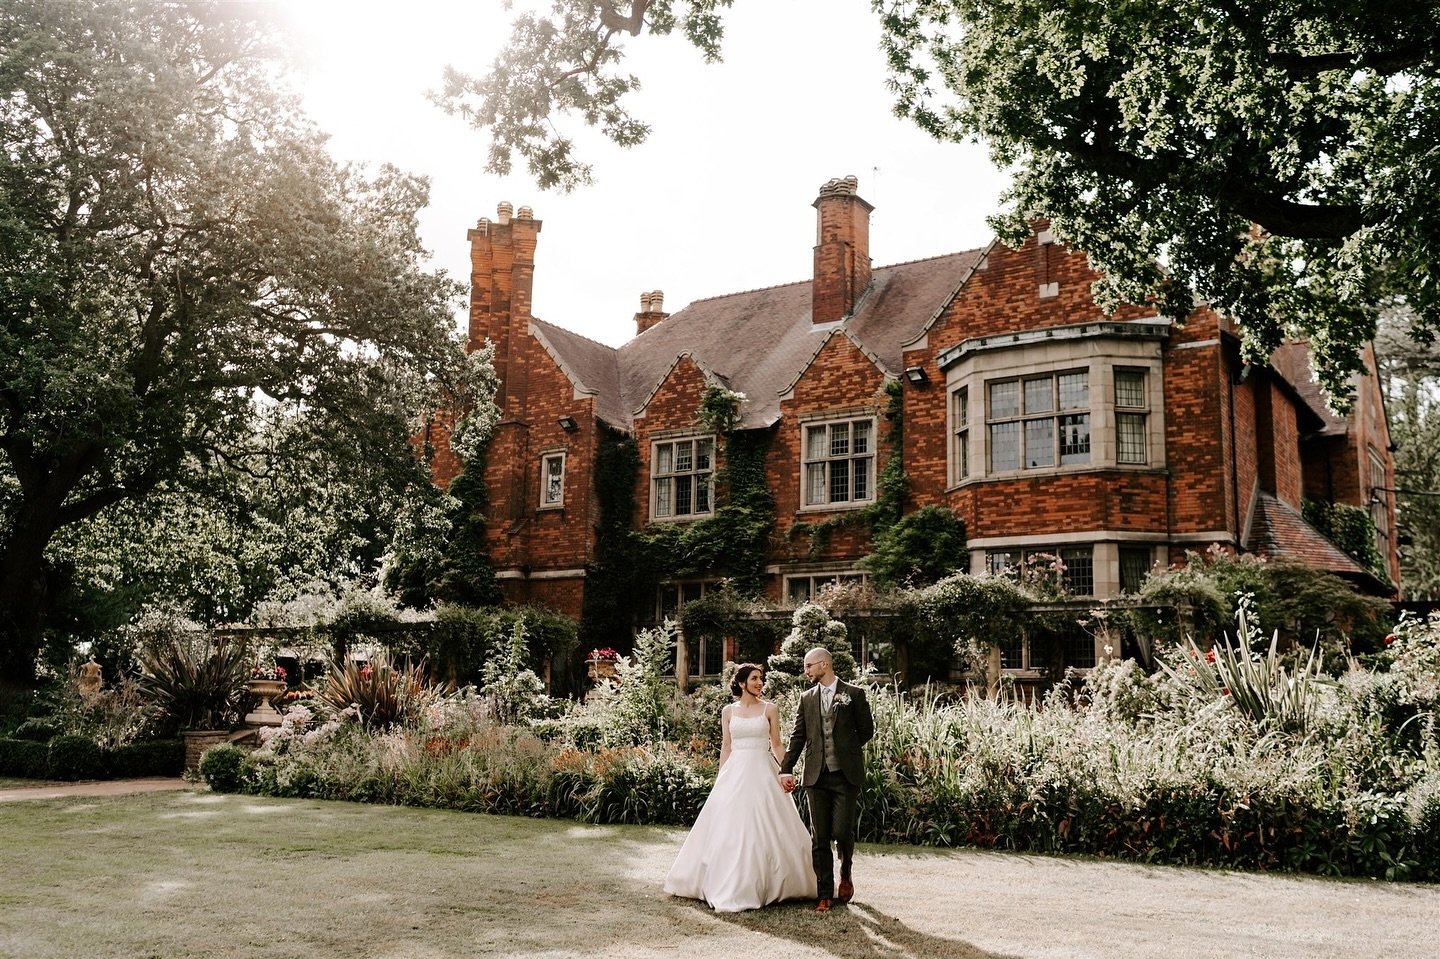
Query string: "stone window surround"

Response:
xmin=966 ymin=533 xmax=1166 ymax=600
xmin=783 ymin=569 xmax=868 ymax=606
xmin=647 ymin=433 xmax=716 ymax=523
xmin=797 ymin=408 xmax=878 ymax=513
xmin=538 ymin=448 xmax=566 ymax=510
xmin=943 ymin=327 xmax=1168 ymax=488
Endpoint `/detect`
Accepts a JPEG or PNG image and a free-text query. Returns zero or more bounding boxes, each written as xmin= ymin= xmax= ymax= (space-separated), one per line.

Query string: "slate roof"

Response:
xmin=1245 ymin=492 xmax=1391 ymax=593
xmin=532 ymin=251 xmax=984 ymax=431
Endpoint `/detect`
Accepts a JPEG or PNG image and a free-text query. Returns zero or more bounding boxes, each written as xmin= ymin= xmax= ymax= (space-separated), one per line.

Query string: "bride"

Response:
xmin=664 ymin=663 xmax=817 ymax=911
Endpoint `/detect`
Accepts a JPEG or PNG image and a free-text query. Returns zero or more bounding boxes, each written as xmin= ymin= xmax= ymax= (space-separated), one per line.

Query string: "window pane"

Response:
xmin=957 ymin=430 xmax=969 ymax=479
xmin=1117 ymin=412 xmax=1147 ymax=464
xmin=654 ymin=476 xmax=672 ymax=517
xmin=675 ymin=474 xmax=693 ymax=515
xmin=991 ymin=421 xmax=1020 ymax=471
xmin=787 ymin=579 xmax=811 ymax=604
xmin=830 ymin=459 xmax=850 ymax=502
xmin=696 ymin=438 xmax=713 ymax=471
xmin=1060 ymin=547 xmax=1094 ymax=595
xmin=988 ymin=551 xmax=1012 ymax=574
xmin=1024 ymin=377 xmax=1053 ymax=413
xmin=660 ymin=585 xmax=680 ymax=618
xmin=989 ymin=380 xmax=1019 ymax=419
xmin=1119 ymin=547 xmax=1152 ymax=593
xmin=1000 ymin=634 xmax=1024 ymax=669
xmin=830 ymin=423 xmax=850 ymax=457
xmin=1059 ymin=413 xmax=1091 ymax=465
xmin=806 ymin=463 xmax=827 ymax=505
xmin=675 ymin=440 xmax=693 ymax=473
xmin=1025 ymin=418 xmax=1055 ymax=468
xmin=1115 ymin=370 xmax=1146 ymax=408
xmin=696 ymin=474 xmax=711 ymax=513
xmin=656 ymin=443 xmax=673 ymax=475
xmin=1058 ymin=371 xmax=1089 ymax=409
xmin=954 ymin=387 xmax=968 ymax=427
xmin=544 ymin=457 xmax=563 ymax=504
xmin=1061 ymin=623 xmax=1096 ymax=668
xmin=854 ymin=456 xmax=870 ymax=500
xmin=807 ymin=425 xmax=827 ymax=461
xmin=852 ymin=420 xmax=871 ymax=454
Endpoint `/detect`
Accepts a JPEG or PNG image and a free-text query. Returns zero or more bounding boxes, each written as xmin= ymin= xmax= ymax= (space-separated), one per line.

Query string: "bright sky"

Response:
xmin=282 ymin=0 xmax=1009 ymax=347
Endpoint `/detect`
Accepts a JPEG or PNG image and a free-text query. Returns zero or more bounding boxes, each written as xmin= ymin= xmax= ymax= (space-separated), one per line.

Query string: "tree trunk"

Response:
xmin=0 ymin=529 xmax=52 ymax=684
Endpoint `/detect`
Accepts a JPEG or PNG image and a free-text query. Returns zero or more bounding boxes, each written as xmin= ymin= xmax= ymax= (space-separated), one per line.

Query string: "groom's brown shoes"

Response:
xmin=815 ymin=898 xmax=832 ymax=913
xmin=837 ymin=878 xmax=854 ymax=903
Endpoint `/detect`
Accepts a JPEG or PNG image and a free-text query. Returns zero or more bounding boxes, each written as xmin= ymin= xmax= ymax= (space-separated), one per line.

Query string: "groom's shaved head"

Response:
xmin=803 ymin=647 xmax=835 ymax=683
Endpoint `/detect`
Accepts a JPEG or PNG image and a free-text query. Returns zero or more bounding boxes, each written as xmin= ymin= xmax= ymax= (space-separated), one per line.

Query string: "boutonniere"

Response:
xmin=833 ymin=692 xmax=851 ymax=707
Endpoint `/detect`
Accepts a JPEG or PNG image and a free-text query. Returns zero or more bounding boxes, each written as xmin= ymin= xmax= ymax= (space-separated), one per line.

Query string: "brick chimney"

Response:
xmin=634 ymin=290 xmax=668 ymax=335
xmin=468 ymin=202 xmax=542 ymax=412
xmin=812 ymin=175 xmax=873 ymax=324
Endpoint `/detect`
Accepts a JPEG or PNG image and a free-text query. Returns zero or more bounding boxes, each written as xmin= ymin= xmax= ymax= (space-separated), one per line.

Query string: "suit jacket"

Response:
xmin=780 ymin=680 xmax=875 ymax=787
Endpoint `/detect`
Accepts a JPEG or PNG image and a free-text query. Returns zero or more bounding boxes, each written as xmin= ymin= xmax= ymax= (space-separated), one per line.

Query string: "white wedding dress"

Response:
xmin=663 ymin=712 xmax=817 ymax=911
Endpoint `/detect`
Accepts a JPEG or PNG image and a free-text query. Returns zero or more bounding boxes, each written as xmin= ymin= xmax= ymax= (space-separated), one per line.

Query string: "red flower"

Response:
xmin=1221 ymin=687 xmax=1230 ymax=696
xmin=1205 ymin=649 xmax=1216 ymax=663
xmin=1384 ymin=634 xmax=1395 ymax=646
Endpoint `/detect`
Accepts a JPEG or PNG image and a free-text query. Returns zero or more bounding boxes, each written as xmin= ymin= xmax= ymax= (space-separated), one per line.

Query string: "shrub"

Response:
xmin=47 ymin=735 xmax=105 ymax=781
xmin=0 ymin=738 xmax=51 ymax=778
xmin=199 ymin=744 xmax=250 ymax=793
xmin=105 ymin=739 xmax=184 ymax=778
xmin=315 ymin=652 xmax=446 ymax=729
xmin=137 ymin=630 xmax=250 ymax=732
xmin=11 ymin=718 xmax=60 ymax=742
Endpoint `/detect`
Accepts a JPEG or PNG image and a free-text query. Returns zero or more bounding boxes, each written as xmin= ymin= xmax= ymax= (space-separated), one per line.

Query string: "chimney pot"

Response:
xmin=497 ymin=202 xmax=513 ymax=225
xmin=516 ymin=205 xmax=534 ymax=220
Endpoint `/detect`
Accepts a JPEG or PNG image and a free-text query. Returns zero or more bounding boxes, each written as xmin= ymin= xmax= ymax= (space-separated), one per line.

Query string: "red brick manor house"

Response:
xmin=427 ymin=177 xmax=1398 ymax=679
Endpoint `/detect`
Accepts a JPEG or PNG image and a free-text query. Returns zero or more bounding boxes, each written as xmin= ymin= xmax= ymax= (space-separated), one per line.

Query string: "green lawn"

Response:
xmin=1 ymin=790 xmax=1436 ymax=959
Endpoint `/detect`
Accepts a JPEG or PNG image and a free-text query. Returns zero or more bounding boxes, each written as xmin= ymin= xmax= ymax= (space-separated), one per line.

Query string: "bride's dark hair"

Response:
xmin=730 ymin=663 xmax=763 ymax=698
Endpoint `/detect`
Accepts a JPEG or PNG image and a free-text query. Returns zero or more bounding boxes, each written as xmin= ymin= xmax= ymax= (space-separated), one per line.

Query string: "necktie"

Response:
xmin=822 ymin=686 xmax=832 ymax=713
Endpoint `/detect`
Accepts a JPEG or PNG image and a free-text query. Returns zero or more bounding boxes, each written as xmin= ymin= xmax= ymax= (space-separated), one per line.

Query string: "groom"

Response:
xmin=779 ymin=647 xmax=875 ymax=913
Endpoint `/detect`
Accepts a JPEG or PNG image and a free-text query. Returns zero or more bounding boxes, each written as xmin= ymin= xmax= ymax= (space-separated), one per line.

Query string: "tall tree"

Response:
xmin=1376 ymin=310 xmax=1440 ymax=599
xmin=442 ymin=0 xmax=1440 ymax=404
xmin=0 ymin=0 xmax=471 ymax=677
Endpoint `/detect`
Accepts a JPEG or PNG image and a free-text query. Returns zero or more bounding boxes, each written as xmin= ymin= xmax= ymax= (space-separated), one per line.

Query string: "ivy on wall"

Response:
xmin=580 ymin=385 xmax=778 ymax=647
xmin=1302 ymin=499 xmax=1390 ymax=582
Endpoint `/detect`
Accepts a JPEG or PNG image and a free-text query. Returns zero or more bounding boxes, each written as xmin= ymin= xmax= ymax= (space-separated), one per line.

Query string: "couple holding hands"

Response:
xmin=664 ymin=647 xmax=875 ymax=913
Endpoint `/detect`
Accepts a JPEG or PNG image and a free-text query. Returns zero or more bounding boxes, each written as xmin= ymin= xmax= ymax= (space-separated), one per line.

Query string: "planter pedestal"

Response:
xmin=181 ymin=729 xmax=234 ymax=772
xmin=244 ymin=679 xmax=287 ymax=725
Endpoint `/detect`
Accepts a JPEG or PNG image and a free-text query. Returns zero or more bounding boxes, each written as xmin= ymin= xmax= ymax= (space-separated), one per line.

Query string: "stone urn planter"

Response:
xmin=244 ymin=678 xmax=287 ymax=726
xmin=585 ymin=659 xmax=619 ymax=683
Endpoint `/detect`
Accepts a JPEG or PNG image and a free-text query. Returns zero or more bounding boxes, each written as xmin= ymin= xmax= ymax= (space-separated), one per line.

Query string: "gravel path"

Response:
xmin=0 ymin=777 xmax=190 ymax=802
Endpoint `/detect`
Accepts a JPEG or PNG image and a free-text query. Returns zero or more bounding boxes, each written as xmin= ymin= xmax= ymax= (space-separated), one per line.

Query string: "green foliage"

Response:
xmin=1156 ymin=598 xmax=1332 ymax=733
xmin=45 ymin=735 xmax=104 ymax=781
xmin=436 ymin=0 xmax=733 ymax=190
xmin=480 ymin=622 xmax=549 ymax=726
xmin=1126 ymin=548 xmax=1391 ymax=657
xmin=136 ymin=626 xmax=251 ymax=732
xmin=315 ymin=653 xmax=445 ymax=730
xmin=765 ymin=603 xmax=858 ymax=697
xmin=198 ymin=743 xmax=249 ymax=794
xmin=1 ymin=0 xmax=476 ymax=671
xmin=882 ymin=1 xmax=1440 ymax=405
xmin=103 ymin=739 xmax=183 ymax=778
xmin=0 ymin=738 xmax=49 ymax=778
xmin=906 ymin=573 xmax=1034 ymax=669
xmin=598 ymin=622 xmax=685 ymax=746
xmin=861 ymin=504 xmax=969 ymax=588
xmin=1303 ymin=500 xmax=1389 ymax=582
xmin=677 ymin=586 xmax=787 ymax=667
xmin=580 ymin=428 xmax=648 ymax=654
xmin=1376 ymin=310 xmax=1440 ymax=599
